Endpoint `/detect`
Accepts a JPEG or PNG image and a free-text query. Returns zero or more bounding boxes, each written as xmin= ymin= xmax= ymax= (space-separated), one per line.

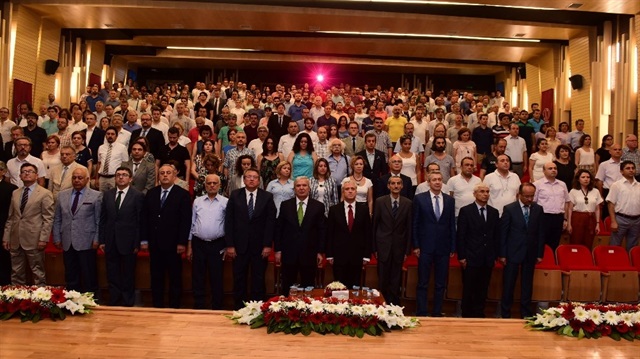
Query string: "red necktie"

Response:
xmin=348 ymin=204 xmax=354 ymax=232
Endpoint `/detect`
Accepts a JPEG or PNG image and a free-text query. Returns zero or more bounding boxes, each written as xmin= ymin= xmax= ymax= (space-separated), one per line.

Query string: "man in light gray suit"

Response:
xmin=48 ymin=145 xmax=87 ymax=201
xmin=53 ymin=167 xmax=103 ymax=295
xmin=122 ymin=142 xmax=155 ymax=194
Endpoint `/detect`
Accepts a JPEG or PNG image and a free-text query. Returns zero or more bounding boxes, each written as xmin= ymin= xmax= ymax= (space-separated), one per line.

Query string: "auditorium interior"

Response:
xmin=1 ymin=1 xmax=639 ymax=357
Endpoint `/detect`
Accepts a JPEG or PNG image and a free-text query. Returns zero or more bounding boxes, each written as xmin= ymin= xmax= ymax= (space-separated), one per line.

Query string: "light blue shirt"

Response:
xmin=266 ymin=179 xmax=294 ymax=217
xmin=189 ymin=194 xmax=228 ymax=241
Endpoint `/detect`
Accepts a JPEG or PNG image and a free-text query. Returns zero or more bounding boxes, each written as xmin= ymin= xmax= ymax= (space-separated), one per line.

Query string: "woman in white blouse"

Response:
xmin=567 ymin=169 xmax=603 ymax=249
xmin=574 ymin=134 xmax=595 ymax=174
xmin=341 ymin=155 xmax=373 ymax=215
xmin=528 ymin=138 xmax=554 ymax=182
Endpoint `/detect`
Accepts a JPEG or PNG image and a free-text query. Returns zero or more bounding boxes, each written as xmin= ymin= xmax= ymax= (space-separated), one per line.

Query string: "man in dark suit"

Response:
xmin=412 ymin=170 xmax=456 ymax=317
xmin=275 ymin=176 xmax=326 ymax=296
xmin=499 ymin=183 xmax=545 ymax=318
xmin=209 ymin=89 xmax=227 ymax=121
xmin=99 ymin=166 xmax=145 ymax=306
xmin=326 ymin=180 xmax=372 ymax=289
xmin=456 ymin=183 xmax=500 ymax=318
xmin=141 ymin=163 xmax=192 ymax=308
xmin=267 ymin=103 xmax=291 ymax=140
xmin=225 ymin=167 xmax=277 ymax=309
xmin=372 ymin=176 xmax=412 ymax=305
xmin=84 ymin=112 xmax=105 ymax=164
xmin=122 ymin=142 xmax=156 ymax=194
xmin=0 ymin=161 xmax=18 ymax=285
xmin=2 ymin=126 xmax=23 ymax=163
xmin=129 ymin=113 xmax=164 ymax=160
xmin=53 ymin=167 xmax=103 ymax=295
xmin=375 ymin=155 xmax=412 ymax=199
xmin=357 ymin=133 xmax=388 ymax=181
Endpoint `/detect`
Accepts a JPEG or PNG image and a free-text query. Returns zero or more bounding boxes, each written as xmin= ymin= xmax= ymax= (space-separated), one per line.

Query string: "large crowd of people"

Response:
xmin=0 ymin=78 xmax=639 ymax=317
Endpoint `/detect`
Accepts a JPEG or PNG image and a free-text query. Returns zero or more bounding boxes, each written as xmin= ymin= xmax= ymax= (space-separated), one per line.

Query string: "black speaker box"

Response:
xmin=44 ymin=60 xmax=59 ymax=75
xmin=569 ymin=74 xmax=583 ymax=90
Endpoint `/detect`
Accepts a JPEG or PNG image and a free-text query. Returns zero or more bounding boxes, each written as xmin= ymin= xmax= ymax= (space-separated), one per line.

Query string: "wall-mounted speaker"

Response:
xmin=44 ymin=60 xmax=59 ymax=75
xmin=569 ymin=74 xmax=583 ymax=90
xmin=517 ymin=66 xmax=527 ymax=79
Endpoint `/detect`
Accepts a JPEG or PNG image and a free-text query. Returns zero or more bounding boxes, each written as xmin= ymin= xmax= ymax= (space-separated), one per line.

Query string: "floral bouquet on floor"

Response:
xmin=0 ymin=285 xmax=98 ymax=323
xmin=324 ymin=281 xmax=347 ymax=297
xmin=525 ymin=302 xmax=640 ymax=341
xmin=228 ymin=295 xmax=419 ymax=338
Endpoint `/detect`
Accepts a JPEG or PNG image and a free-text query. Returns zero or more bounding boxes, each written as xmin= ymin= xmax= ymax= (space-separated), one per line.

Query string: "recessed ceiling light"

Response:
xmin=166 ymin=46 xmax=258 ymax=52
xmin=568 ymin=3 xmax=583 ymax=9
xmin=317 ymin=30 xmax=540 ymax=43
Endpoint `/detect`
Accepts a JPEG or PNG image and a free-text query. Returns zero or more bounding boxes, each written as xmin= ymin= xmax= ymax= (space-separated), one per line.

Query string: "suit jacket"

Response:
xmin=100 ymin=186 xmax=145 ymax=255
xmin=86 ymin=127 xmax=106 ymax=163
xmin=141 ymin=185 xmax=192 ymax=252
xmin=0 ymin=181 xmax=18 ymax=242
xmin=412 ymin=191 xmax=456 ymax=255
xmin=372 ymin=195 xmax=412 ymax=262
xmin=275 ymin=197 xmax=326 ymax=265
xmin=499 ymin=201 xmax=545 ymax=264
xmin=122 ymin=159 xmax=155 ymax=194
xmin=342 ymin=136 xmax=365 ymax=157
xmin=53 ymin=188 xmax=102 ymax=251
xmin=375 ymin=173 xmax=413 ymax=200
xmin=456 ymin=202 xmax=500 ymax=267
xmin=267 ymin=114 xmax=292 ymax=140
xmin=326 ymin=201 xmax=372 ymax=265
xmin=210 ymin=97 xmax=227 ymax=119
xmin=224 ymin=188 xmax=276 ymax=255
xmin=356 ymin=149 xmax=388 ymax=180
xmin=3 ymin=185 xmax=54 ymax=250
xmin=48 ymin=162 xmax=88 ymax=200
xmin=2 ymin=141 xmax=15 ymax=163
xmin=129 ymin=127 xmax=165 ymax=160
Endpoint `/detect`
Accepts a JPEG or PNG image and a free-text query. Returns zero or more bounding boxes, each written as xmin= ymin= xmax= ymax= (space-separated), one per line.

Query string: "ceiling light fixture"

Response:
xmin=316 ymin=30 xmax=540 ymax=43
xmin=346 ymin=0 xmax=555 ymax=11
xmin=166 ymin=46 xmax=259 ymax=52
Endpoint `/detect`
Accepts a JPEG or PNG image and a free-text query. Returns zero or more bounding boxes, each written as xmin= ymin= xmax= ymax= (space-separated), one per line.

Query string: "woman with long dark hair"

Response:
xmin=287 ymin=132 xmax=317 ymax=179
xmin=257 ymin=135 xmax=284 ymax=187
xmin=567 ymin=169 xmax=603 ymax=249
xmin=309 ymin=158 xmax=339 ymax=217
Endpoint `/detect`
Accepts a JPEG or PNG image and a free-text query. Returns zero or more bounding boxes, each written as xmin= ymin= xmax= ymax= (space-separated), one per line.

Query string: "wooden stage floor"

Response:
xmin=1 ymin=306 xmax=637 ymax=359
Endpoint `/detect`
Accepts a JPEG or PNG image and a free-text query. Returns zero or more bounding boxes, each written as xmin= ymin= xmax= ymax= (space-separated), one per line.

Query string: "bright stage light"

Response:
xmin=316 ymin=74 xmax=324 ymax=82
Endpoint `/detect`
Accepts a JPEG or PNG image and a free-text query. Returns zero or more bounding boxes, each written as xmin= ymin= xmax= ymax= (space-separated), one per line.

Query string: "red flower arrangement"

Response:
xmin=526 ymin=302 xmax=640 ymax=341
xmin=0 ymin=285 xmax=97 ymax=323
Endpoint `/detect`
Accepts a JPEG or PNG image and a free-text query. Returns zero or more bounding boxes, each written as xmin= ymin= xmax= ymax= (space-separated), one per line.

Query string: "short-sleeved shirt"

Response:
xmin=595 ymin=159 xmax=622 ymax=189
xmin=423 ymin=154 xmax=455 ymax=183
xmin=448 ymin=174 xmax=482 ymax=216
xmin=533 ymin=178 xmax=570 ymax=214
xmin=606 ymin=178 xmax=640 ymax=215
xmin=158 ymin=144 xmax=191 ymax=179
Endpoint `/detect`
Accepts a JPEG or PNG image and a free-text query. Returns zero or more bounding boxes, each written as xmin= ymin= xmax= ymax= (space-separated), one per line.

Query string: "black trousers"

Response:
xmin=542 ymin=213 xmax=564 ymax=250
xmin=0 ymin=244 xmax=11 ymax=285
xmin=150 ymin=249 xmax=183 ymax=308
xmin=232 ymin=251 xmax=267 ymax=310
xmin=281 ymin=258 xmax=316 ymax=297
xmin=501 ymin=258 xmax=536 ymax=318
xmin=601 ymin=188 xmax=611 ymax=220
xmin=461 ymin=266 xmax=493 ymax=318
xmin=105 ymin=248 xmax=137 ymax=306
xmin=377 ymin=252 xmax=404 ymax=305
xmin=192 ymin=237 xmax=225 ymax=309
xmin=333 ymin=259 xmax=362 ymax=290
xmin=63 ymin=246 xmax=99 ymax=295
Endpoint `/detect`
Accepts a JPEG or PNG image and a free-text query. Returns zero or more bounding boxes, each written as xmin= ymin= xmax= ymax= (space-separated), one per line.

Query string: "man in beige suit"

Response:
xmin=3 ymin=163 xmax=55 ymax=285
xmin=48 ymin=146 xmax=87 ymax=200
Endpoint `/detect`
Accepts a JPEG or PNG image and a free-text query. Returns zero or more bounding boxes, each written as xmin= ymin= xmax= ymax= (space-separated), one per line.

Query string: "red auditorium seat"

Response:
xmin=446 ymin=253 xmax=463 ymax=301
xmin=593 ymin=246 xmax=639 ymax=302
xmin=555 ymin=245 xmax=602 ymax=301
xmin=532 ymin=245 xmax=562 ymax=301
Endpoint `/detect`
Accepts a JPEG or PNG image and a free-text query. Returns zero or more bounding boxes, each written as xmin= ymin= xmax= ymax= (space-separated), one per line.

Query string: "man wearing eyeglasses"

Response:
xmin=3 ymin=163 xmax=54 ymax=285
xmin=225 ymin=167 xmax=276 ymax=309
xmin=0 ymin=107 xmax=17 ymax=146
xmin=4 ymin=137 xmax=46 ymax=187
xmin=532 ymin=162 xmax=571 ymax=250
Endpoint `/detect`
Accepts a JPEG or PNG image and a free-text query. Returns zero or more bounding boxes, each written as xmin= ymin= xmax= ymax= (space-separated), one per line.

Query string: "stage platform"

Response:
xmin=1 ymin=306 xmax=637 ymax=358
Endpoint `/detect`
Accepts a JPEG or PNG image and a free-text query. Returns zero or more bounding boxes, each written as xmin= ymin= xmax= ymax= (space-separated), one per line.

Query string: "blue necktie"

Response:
xmin=523 ymin=205 xmax=529 ymax=224
xmin=248 ymin=193 xmax=254 ymax=219
xmin=434 ymin=195 xmax=441 ymax=220
xmin=160 ymin=190 xmax=168 ymax=207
